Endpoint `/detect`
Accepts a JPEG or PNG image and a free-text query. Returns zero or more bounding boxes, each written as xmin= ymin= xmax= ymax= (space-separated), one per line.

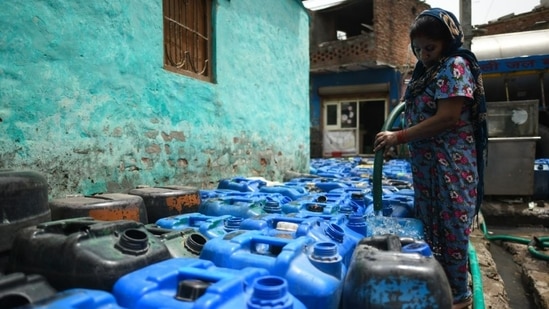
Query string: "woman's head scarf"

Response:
xmin=404 ymin=8 xmax=488 ymax=215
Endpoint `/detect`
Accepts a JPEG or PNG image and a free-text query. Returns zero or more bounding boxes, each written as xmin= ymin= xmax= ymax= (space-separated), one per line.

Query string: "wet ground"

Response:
xmin=473 ymin=198 xmax=549 ymax=309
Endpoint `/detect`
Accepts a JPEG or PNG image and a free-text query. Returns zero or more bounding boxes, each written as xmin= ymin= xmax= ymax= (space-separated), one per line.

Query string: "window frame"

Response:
xmin=162 ymin=0 xmax=213 ymax=82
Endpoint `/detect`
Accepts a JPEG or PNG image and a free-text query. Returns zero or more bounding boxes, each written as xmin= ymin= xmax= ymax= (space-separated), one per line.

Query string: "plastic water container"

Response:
xmin=293 ymin=217 xmax=358 ymax=266
xmin=342 ymin=235 xmax=452 ymax=309
xmin=7 ymin=217 xmax=172 ymax=291
xmin=199 ymin=196 xmax=264 ymax=218
xmin=145 ymin=225 xmax=208 ymax=257
xmin=259 ymin=185 xmax=309 ymax=201
xmin=281 ymin=193 xmax=346 ymax=215
xmin=349 ymin=165 xmax=373 ymax=178
xmin=155 ymin=213 xmax=235 ymax=239
xmin=128 ymin=185 xmax=202 ymax=223
xmin=19 ymin=289 xmax=124 ymax=309
xmin=49 ymin=193 xmax=148 ymax=224
xmin=286 ymin=212 xmax=367 ymax=241
xmin=239 ymin=215 xmax=358 ymax=266
xmin=282 ymin=200 xmax=340 ymax=216
xmin=329 ymin=187 xmax=374 ymax=215
xmin=315 ymin=179 xmax=354 ymax=192
xmin=200 ymin=231 xmax=344 ymax=309
xmin=113 ymin=258 xmax=306 ymax=309
xmin=286 ymin=177 xmax=352 ymax=192
xmin=345 ymin=214 xmax=368 ymax=238
xmin=322 ymin=213 xmax=368 ymax=238
xmin=203 ymin=191 xmax=289 ymax=214
xmin=0 ymin=170 xmax=51 ymax=254
xmin=220 ymin=191 xmax=291 ymax=204
xmin=217 ymin=177 xmax=266 ymax=192
xmin=0 ymin=273 xmax=57 ymax=308
xmin=365 ymin=216 xmax=424 ymax=240
xmin=382 ymin=194 xmax=414 ymax=218
xmin=199 ymin=188 xmax=235 ymax=199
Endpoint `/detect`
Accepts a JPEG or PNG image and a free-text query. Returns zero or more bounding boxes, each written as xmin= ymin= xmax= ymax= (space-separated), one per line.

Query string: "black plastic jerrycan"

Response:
xmin=128 ymin=185 xmax=202 ymax=223
xmin=0 ymin=170 xmax=51 ymax=254
xmin=144 ymin=224 xmax=208 ymax=258
xmin=0 ymin=273 xmax=56 ymax=309
xmin=342 ymin=234 xmax=453 ymax=309
xmin=49 ymin=193 xmax=148 ymax=224
xmin=6 ymin=217 xmax=172 ymax=291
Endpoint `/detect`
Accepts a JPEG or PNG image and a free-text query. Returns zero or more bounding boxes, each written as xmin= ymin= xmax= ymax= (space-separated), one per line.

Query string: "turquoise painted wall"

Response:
xmin=0 ymin=0 xmax=310 ymax=198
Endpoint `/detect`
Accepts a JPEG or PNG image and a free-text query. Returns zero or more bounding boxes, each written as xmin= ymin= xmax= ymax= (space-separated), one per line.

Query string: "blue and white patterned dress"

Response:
xmin=405 ymin=55 xmax=478 ymax=299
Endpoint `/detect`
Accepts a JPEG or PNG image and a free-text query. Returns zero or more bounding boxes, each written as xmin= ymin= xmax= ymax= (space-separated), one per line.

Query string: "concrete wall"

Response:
xmin=0 ymin=0 xmax=310 ymax=198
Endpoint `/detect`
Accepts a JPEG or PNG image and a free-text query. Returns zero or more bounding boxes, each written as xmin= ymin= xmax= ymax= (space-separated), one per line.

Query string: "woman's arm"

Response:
xmin=373 ymin=96 xmax=464 ymax=152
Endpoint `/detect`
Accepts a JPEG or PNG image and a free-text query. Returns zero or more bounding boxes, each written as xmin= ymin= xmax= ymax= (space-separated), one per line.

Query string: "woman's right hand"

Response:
xmin=373 ymin=131 xmax=399 ymax=152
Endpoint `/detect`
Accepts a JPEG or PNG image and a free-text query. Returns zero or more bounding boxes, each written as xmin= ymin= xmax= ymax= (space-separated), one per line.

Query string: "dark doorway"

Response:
xmin=359 ymin=100 xmax=385 ymax=154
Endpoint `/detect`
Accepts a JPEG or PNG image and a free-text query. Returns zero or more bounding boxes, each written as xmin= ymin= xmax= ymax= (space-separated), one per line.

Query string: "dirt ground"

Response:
xmin=473 ymin=203 xmax=549 ymax=309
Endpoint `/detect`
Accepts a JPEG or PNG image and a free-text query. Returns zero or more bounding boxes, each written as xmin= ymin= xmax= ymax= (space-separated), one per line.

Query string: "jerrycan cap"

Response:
xmin=176 ymin=279 xmax=212 ymax=301
xmin=402 ymin=242 xmax=433 ymax=257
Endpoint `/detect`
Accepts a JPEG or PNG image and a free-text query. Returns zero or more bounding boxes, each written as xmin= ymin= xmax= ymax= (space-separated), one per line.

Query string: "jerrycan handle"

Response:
xmin=227 ymin=197 xmax=256 ymax=204
xmin=249 ymin=235 xmax=290 ymax=256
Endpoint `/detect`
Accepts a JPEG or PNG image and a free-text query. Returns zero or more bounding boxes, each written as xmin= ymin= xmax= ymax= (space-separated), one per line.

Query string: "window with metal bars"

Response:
xmin=163 ymin=0 xmax=212 ymax=81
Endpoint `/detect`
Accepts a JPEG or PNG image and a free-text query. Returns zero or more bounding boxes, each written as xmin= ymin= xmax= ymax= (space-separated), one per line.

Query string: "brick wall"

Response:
xmin=476 ymin=7 xmax=549 ymax=35
xmin=373 ymin=0 xmax=429 ymax=69
xmin=309 ymin=0 xmax=429 ymax=72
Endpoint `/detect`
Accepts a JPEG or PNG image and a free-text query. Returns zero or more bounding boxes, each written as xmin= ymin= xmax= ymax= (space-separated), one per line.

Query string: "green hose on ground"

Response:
xmin=469 ymin=242 xmax=485 ymax=309
xmin=372 ymin=101 xmax=486 ymax=308
xmin=479 ymin=215 xmax=549 ymax=260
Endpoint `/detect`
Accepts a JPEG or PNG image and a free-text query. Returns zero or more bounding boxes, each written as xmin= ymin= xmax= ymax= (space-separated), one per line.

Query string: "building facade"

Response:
xmin=0 ymin=0 xmax=311 ymax=198
xmin=307 ymin=0 xmax=429 ymax=157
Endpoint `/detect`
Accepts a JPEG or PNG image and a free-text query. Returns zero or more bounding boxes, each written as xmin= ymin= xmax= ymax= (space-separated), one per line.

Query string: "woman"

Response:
xmin=374 ymin=8 xmax=487 ymax=309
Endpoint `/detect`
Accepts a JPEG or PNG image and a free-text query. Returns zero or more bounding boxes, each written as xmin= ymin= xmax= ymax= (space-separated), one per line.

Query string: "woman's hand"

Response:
xmin=373 ymin=131 xmax=399 ymax=152
xmin=372 ymin=97 xmax=464 ymax=153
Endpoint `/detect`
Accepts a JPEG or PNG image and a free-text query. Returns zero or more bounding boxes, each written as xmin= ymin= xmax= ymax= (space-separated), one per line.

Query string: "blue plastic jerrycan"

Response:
xmin=200 ymin=231 xmax=344 ymax=309
xmin=220 ymin=190 xmax=292 ymax=205
xmin=382 ymin=194 xmax=415 ymax=218
xmin=286 ymin=177 xmax=352 ymax=192
xmin=294 ymin=213 xmax=368 ymax=240
xmin=329 ymin=187 xmax=374 ymax=216
xmin=282 ymin=191 xmax=351 ymax=216
xmin=199 ymin=188 xmax=237 ymax=199
xmin=199 ymin=196 xmax=265 ymax=218
xmin=239 ymin=215 xmax=359 ymax=267
xmin=154 ymin=212 xmax=236 ymax=239
xmin=282 ymin=199 xmax=340 ymax=216
xmin=113 ymin=258 xmax=306 ymax=309
xmin=217 ymin=177 xmax=266 ymax=192
xmin=259 ymin=184 xmax=309 ymax=201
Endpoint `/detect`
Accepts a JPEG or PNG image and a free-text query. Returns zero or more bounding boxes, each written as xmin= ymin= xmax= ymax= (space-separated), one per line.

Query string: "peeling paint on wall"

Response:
xmin=0 ymin=0 xmax=310 ymax=198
